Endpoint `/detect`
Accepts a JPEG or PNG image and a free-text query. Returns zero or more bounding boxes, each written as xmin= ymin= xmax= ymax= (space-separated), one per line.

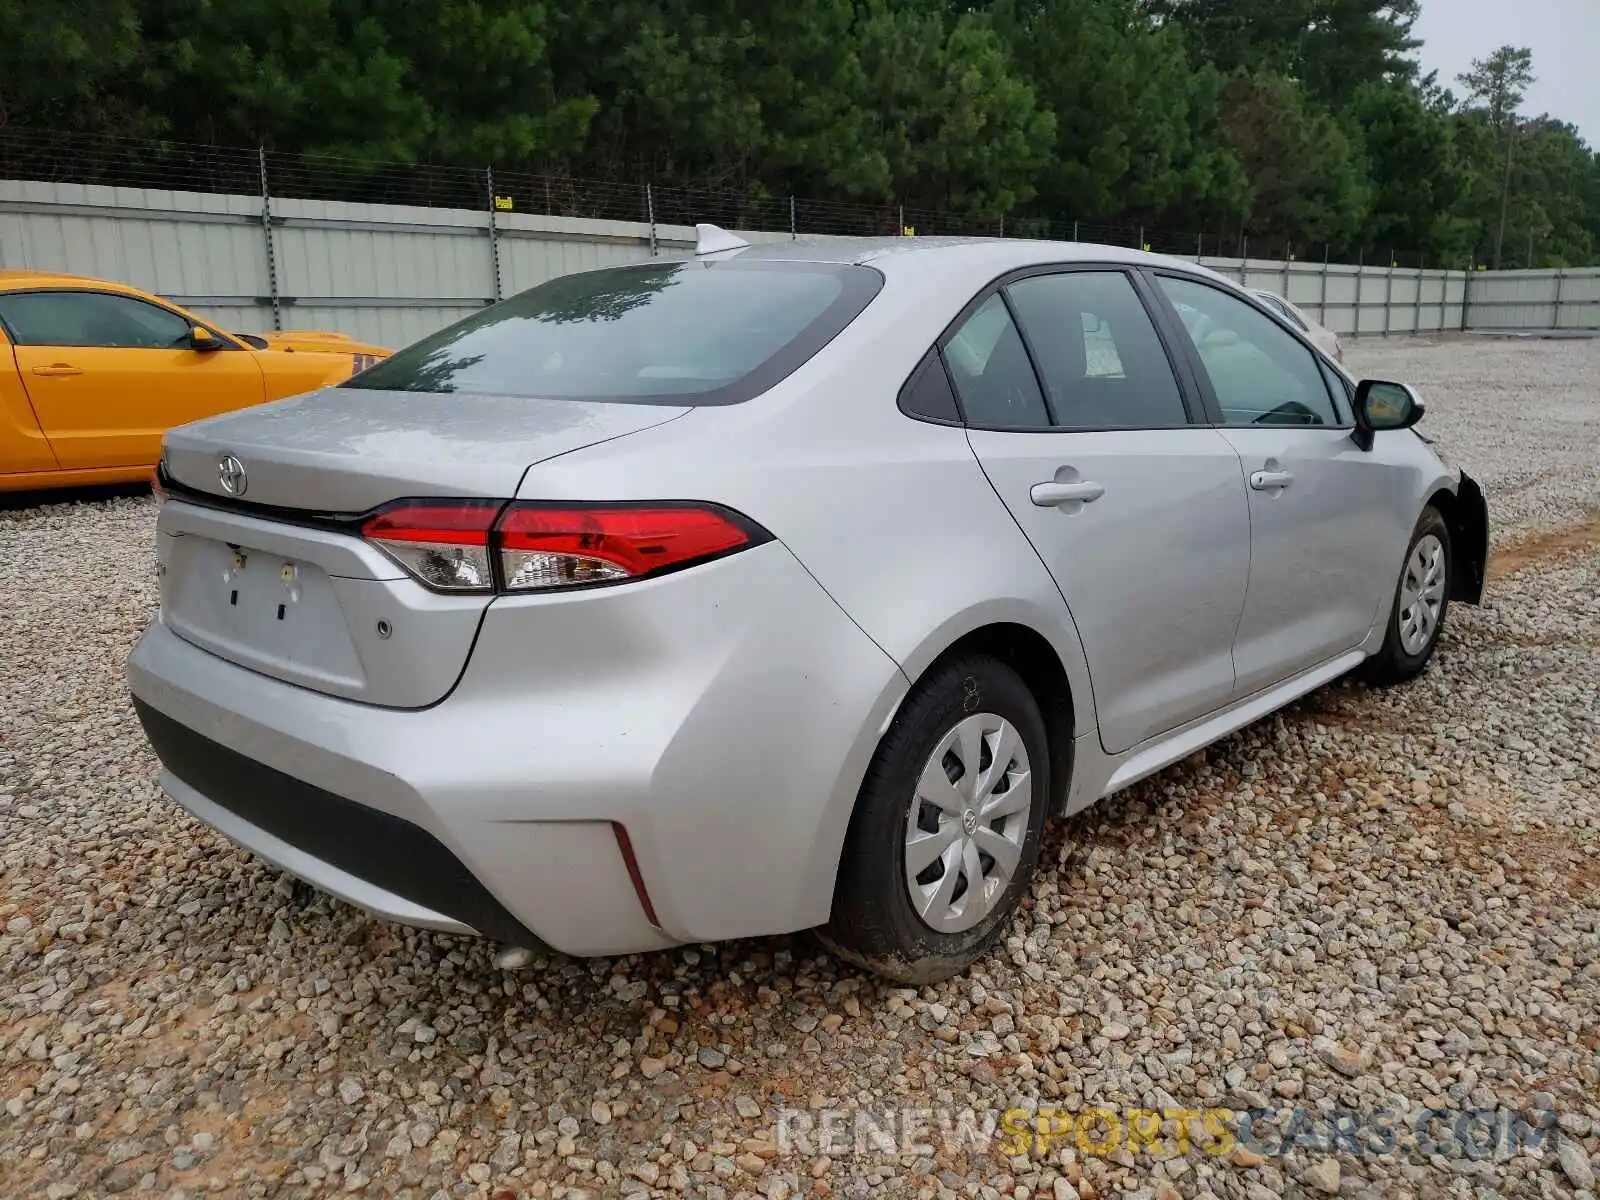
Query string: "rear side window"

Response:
xmin=1005 ymin=271 xmax=1189 ymax=429
xmin=344 ymin=260 xmax=882 ymax=405
xmin=941 ymin=294 xmax=1051 ymax=429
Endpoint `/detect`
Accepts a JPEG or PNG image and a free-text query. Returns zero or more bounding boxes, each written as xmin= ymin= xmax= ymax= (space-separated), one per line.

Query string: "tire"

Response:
xmin=1359 ymin=505 xmax=1452 ymax=686
xmin=818 ymin=654 xmax=1051 ymax=984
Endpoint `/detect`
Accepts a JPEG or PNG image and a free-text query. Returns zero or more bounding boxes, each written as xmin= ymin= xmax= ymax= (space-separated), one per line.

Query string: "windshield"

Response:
xmin=344 ymin=259 xmax=882 ymax=405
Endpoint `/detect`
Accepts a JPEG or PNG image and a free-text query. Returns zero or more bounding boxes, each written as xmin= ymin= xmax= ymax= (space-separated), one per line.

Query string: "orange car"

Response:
xmin=0 ymin=270 xmax=390 ymax=492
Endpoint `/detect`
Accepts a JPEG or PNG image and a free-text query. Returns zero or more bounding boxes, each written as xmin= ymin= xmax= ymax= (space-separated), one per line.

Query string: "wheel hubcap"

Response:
xmin=1397 ymin=533 xmax=1447 ymax=656
xmin=904 ymin=712 xmax=1033 ymax=934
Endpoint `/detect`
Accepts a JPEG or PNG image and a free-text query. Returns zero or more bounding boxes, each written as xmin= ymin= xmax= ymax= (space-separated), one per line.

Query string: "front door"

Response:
xmin=1152 ymin=273 xmax=1400 ymax=693
xmin=0 ymin=289 xmax=265 ymax=470
xmin=951 ymin=268 xmax=1251 ymax=755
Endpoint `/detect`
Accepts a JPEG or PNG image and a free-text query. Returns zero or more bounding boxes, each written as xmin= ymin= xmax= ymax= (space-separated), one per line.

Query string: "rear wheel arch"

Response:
xmin=902 ymin=622 xmax=1077 ymax=816
xmin=819 ymin=646 xmax=1056 ymax=981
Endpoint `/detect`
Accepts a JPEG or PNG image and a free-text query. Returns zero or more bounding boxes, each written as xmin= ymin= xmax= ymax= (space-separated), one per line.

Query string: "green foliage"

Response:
xmin=1347 ymin=82 xmax=1475 ymax=262
xmin=1458 ymin=46 xmax=1535 ymax=130
xmin=992 ymin=0 xmax=1241 ymax=223
xmin=1217 ymin=71 xmax=1371 ymax=248
xmin=1143 ymin=0 xmax=1421 ymax=105
xmin=856 ymin=1 xmax=1055 ymax=215
xmin=4 ymin=0 xmax=1596 ymax=264
xmin=0 ymin=0 xmax=152 ymax=134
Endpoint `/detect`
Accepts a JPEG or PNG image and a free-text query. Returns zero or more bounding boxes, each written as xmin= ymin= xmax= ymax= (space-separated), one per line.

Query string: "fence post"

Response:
xmin=1196 ymin=232 xmax=1203 ymax=262
xmin=1319 ymin=245 xmax=1330 ymax=328
xmin=1414 ymin=254 xmax=1424 ymax=335
xmin=1460 ymin=262 xmax=1472 ymax=332
xmin=1239 ymin=236 xmax=1248 ymax=284
xmin=1353 ymin=249 xmax=1364 ymax=339
xmin=257 ymin=146 xmax=282 ymax=332
xmin=1552 ymin=268 xmax=1565 ymax=330
xmin=789 ymin=196 xmax=796 ymax=240
xmin=1282 ymin=241 xmax=1291 ymax=302
xmin=485 ymin=167 xmax=503 ymax=303
xmin=1383 ymin=249 xmax=1394 ymax=338
xmin=646 ymin=185 xmax=657 ymax=257
xmin=1073 ymin=220 xmax=1079 ymax=241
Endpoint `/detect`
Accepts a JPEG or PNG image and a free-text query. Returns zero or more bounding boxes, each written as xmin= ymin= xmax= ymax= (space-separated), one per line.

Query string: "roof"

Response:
xmin=730 ymin=232 xmax=1215 ymax=273
xmin=715 ymin=233 xmax=1238 ymax=296
xmin=0 ymin=269 xmax=146 ymax=294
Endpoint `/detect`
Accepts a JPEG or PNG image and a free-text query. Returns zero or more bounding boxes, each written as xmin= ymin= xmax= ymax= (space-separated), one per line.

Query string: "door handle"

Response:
xmin=32 ymin=363 xmax=83 ymax=377
xmin=1031 ymin=479 xmax=1106 ymax=507
xmin=1249 ymin=469 xmax=1294 ymax=491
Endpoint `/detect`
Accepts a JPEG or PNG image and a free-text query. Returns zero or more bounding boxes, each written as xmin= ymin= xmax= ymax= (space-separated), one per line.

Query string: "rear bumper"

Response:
xmin=128 ymin=541 xmax=908 ymax=956
xmin=133 ymin=697 xmax=543 ymax=947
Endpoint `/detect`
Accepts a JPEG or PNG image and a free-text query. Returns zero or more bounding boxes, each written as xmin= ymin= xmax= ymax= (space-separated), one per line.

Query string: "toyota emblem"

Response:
xmin=218 ymin=454 xmax=248 ymax=496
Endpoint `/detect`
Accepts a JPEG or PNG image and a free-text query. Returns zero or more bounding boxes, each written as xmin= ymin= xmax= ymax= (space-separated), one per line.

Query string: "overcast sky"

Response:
xmin=1411 ymin=0 xmax=1599 ymax=142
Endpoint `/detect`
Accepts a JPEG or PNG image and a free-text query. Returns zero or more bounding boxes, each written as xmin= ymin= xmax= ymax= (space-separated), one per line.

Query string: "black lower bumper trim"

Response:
xmin=132 ymin=697 xmax=548 ymax=952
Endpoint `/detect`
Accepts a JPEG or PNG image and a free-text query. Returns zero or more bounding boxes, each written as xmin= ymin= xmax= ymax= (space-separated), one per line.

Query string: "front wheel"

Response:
xmin=818 ymin=655 xmax=1050 ymax=984
xmin=1359 ymin=505 xmax=1452 ymax=686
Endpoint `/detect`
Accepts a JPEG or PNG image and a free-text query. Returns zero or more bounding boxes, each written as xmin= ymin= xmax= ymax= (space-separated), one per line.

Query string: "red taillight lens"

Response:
xmin=362 ymin=501 xmax=501 ymax=592
xmin=361 ymin=500 xmax=765 ymax=594
xmin=496 ymin=504 xmax=755 ymax=592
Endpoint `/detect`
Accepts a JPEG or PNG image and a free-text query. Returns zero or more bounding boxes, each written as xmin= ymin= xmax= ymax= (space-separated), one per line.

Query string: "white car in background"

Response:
xmin=1251 ymin=288 xmax=1342 ymax=361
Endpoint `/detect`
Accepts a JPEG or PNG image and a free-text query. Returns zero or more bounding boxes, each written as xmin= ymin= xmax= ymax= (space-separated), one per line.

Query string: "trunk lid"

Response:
xmin=155 ymin=387 xmax=691 ymax=708
xmin=162 ymin=386 xmax=691 ymax=512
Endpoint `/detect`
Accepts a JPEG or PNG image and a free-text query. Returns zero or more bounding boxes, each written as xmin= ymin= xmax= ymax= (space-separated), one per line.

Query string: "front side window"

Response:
xmin=1158 ymin=276 xmax=1341 ymax=427
xmin=0 ymin=290 xmax=195 ymax=349
xmin=1006 ymin=271 xmax=1189 ymax=429
xmin=940 ymin=294 xmax=1050 ymax=429
xmin=344 ymin=260 xmax=882 ymax=405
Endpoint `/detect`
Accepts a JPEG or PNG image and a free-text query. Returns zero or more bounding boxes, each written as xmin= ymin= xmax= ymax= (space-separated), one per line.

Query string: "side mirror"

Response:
xmin=189 ymin=325 xmax=220 ymax=351
xmin=1352 ymin=379 xmax=1425 ymax=450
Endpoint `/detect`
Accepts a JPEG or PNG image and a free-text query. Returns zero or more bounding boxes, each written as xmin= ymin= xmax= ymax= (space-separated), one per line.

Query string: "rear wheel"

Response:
xmin=818 ymin=655 xmax=1049 ymax=984
xmin=1359 ymin=505 xmax=1452 ymax=686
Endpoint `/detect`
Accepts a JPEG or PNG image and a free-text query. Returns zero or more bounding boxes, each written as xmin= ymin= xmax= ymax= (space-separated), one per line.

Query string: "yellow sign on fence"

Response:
xmin=494 ymin=195 xmax=514 ymax=212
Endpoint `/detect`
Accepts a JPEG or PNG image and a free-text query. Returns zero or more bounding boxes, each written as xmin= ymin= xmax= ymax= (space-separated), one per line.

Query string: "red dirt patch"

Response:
xmin=1489 ymin=510 xmax=1600 ymax=580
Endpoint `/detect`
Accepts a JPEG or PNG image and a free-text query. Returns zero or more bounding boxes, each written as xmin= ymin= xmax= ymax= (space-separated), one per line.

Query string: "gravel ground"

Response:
xmin=2 ymin=335 xmax=1598 ymax=1200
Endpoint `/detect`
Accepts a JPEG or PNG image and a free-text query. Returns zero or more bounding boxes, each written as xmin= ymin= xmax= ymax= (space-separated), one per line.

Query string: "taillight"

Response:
xmin=497 ymin=504 xmax=756 ymax=591
xmin=361 ymin=500 xmax=766 ymax=594
xmin=362 ymin=501 xmax=501 ymax=592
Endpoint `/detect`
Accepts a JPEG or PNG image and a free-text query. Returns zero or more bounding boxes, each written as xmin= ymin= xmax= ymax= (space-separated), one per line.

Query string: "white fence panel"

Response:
xmin=2 ymin=179 xmax=1595 ymax=347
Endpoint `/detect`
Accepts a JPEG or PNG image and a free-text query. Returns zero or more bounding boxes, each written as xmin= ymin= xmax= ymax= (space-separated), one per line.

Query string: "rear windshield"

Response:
xmin=344 ymin=259 xmax=882 ymax=405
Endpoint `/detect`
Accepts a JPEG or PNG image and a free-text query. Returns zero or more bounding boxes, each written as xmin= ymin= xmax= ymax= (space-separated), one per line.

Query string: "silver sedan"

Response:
xmin=129 ymin=230 xmax=1487 ymax=983
xmin=1250 ymin=286 xmax=1343 ymax=361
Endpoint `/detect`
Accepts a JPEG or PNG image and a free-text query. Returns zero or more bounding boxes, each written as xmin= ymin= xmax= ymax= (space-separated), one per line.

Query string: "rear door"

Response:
xmin=1151 ymin=272 xmax=1404 ymax=693
xmin=0 ymin=289 xmax=265 ymax=469
xmin=956 ymin=267 xmax=1251 ymax=755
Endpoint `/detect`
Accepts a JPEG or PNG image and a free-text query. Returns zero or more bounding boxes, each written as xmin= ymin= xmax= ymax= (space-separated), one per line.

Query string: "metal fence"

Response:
xmin=2 ymin=152 xmax=1597 ymax=345
xmin=0 ymin=127 xmax=1494 ymax=265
